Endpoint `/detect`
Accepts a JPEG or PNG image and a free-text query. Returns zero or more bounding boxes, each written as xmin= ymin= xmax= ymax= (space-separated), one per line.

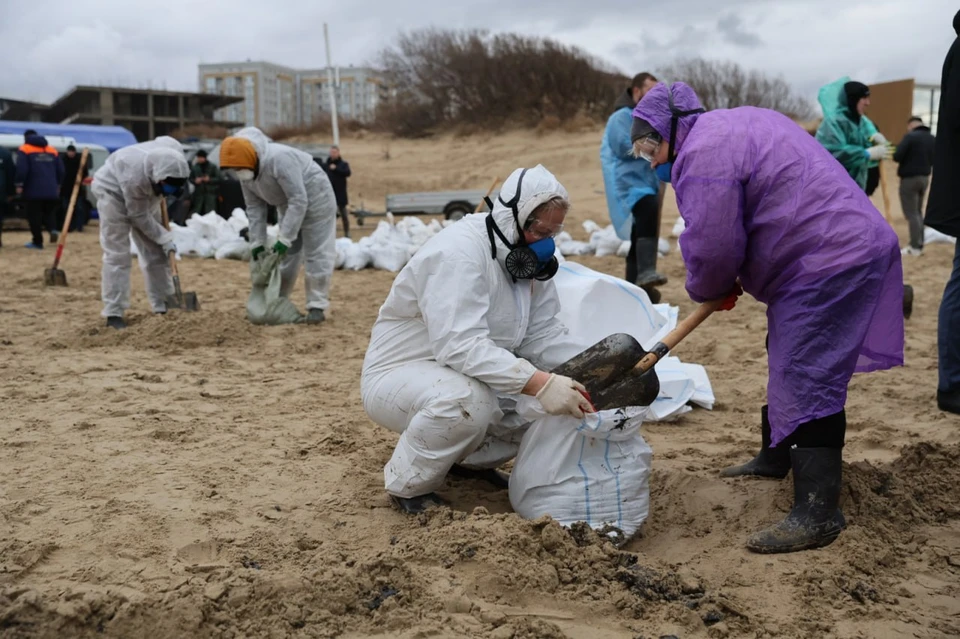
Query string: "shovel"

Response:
xmin=552 ymin=299 xmax=723 ymax=410
xmin=159 ymin=198 xmax=200 ymax=312
xmin=44 ymin=147 xmax=89 ymax=286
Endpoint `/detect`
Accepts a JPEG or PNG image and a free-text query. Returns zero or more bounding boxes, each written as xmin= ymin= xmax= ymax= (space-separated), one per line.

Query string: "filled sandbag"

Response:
xmin=246 ymin=252 xmax=303 ymax=325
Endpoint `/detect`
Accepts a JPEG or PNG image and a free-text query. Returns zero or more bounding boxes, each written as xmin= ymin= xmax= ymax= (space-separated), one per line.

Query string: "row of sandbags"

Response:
xmin=135 ymin=209 xmax=672 ymax=272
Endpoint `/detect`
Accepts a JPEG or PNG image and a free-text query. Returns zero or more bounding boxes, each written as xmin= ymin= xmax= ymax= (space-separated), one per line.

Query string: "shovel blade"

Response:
xmin=164 ymin=294 xmax=184 ymax=310
xmin=182 ymin=292 xmax=200 ymax=312
xmin=43 ymin=268 xmax=68 ymax=287
xmin=591 ymin=367 xmax=660 ymax=410
xmin=551 ymin=333 xmax=646 ymax=395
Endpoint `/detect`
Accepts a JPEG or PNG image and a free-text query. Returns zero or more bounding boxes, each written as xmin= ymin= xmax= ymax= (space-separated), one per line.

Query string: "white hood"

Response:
xmin=144 ymin=147 xmax=189 ymax=183
xmin=233 ymin=126 xmax=273 ymax=159
xmin=489 ymin=165 xmax=569 ymax=247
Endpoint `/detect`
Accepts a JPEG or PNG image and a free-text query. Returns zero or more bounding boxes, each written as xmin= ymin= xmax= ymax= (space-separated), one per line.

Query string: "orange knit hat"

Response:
xmin=219 ymin=137 xmax=257 ymax=170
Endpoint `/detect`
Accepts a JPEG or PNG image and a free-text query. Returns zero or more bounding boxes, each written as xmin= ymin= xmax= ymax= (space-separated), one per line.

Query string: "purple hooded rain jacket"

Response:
xmin=633 ymin=82 xmax=904 ymax=446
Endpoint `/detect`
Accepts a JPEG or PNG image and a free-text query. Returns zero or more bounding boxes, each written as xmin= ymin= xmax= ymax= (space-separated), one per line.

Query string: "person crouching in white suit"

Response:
xmin=91 ymin=136 xmax=190 ymax=330
xmin=219 ymin=127 xmax=338 ymax=324
xmin=361 ymin=165 xmax=595 ymax=514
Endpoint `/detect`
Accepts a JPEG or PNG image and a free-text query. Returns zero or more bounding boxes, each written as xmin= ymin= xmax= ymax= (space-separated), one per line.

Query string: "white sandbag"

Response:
xmin=671 ymin=217 xmax=686 ymax=238
xmin=509 ymin=400 xmax=652 ymax=540
xmin=334 ymin=237 xmax=352 ymax=269
xmin=371 ymin=242 xmax=410 ymax=272
xmin=592 ymin=226 xmax=624 ymax=257
xmin=343 ymin=238 xmax=372 ymax=271
xmin=924 ymin=226 xmax=957 ymax=245
xmin=616 ymin=240 xmax=630 ymax=257
xmin=658 ymin=237 xmax=670 ymax=256
xmin=227 ymin=208 xmax=249 ymax=233
xmin=170 ymin=224 xmax=214 ymax=258
xmin=246 ymin=252 xmax=302 ymax=325
xmin=215 ymin=239 xmax=251 ymax=261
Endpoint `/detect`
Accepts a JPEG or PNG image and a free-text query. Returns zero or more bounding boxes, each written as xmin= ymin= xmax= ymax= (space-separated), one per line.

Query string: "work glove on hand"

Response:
xmin=536 ymin=374 xmax=596 ymax=419
xmin=717 ymin=282 xmax=743 ymax=311
xmin=272 ymin=240 xmax=290 ymax=256
xmin=871 ymin=132 xmax=889 ymax=146
xmin=161 ymin=241 xmax=177 ymax=256
xmin=251 ymin=245 xmax=265 ymax=261
xmin=865 ymin=145 xmax=890 ymax=162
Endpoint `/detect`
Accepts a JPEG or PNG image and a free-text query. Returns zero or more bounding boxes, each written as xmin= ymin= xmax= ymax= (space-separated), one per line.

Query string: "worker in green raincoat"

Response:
xmin=815 ymin=78 xmax=892 ymax=192
xmin=189 ymin=149 xmax=221 ymax=215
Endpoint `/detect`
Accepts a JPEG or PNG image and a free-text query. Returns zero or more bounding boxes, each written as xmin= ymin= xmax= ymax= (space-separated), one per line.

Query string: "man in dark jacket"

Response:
xmin=15 ymin=129 xmax=64 ymax=249
xmin=0 ymin=146 xmax=15 ymax=248
xmin=189 ymin=149 xmax=221 ymax=215
xmin=321 ymin=145 xmax=351 ymax=237
xmin=894 ymin=117 xmax=936 ymax=255
xmin=925 ymin=10 xmax=960 ymax=415
xmin=60 ymin=145 xmax=92 ymax=232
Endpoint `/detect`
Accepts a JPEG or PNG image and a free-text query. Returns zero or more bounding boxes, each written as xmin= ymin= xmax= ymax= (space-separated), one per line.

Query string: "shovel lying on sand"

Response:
xmin=44 ymin=148 xmax=89 ymax=286
xmin=552 ymin=299 xmax=724 ymax=410
xmin=159 ymin=198 xmax=200 ymax=312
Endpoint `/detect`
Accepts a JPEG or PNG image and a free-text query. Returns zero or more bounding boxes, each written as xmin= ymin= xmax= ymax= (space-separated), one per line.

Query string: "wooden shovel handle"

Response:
xmin=634 ymin=298 xmax=726 ymax=373
xmin=878 ymin=160 xmax=892 ymax=223
xmin=159 ymin=198 xmax=179 ymax=277
xmin=51 ymin=148 xmax=89 ymax=268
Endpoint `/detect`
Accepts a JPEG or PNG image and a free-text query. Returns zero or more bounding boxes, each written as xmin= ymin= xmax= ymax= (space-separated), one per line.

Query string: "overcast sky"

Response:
xmin=1 ymin=0 xmax=954 ymax=111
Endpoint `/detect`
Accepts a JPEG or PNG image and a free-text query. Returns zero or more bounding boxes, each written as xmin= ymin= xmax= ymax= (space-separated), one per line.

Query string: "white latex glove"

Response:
xmin=535 ymin=374 xmax=595 ymax=419
xmin=865 ymin=145 xmax=890 ymax=161
xmin=161 ymin=240 xmax=177 ymax=255
xmin=872 ymin=132 xmax=889 ymax=146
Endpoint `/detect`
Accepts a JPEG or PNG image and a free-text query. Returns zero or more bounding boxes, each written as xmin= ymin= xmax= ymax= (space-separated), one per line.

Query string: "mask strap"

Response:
xmin=667 ymin=85 xmax=705 ymax=163
xmin=487 ymin=168 xmax=529 ymax=259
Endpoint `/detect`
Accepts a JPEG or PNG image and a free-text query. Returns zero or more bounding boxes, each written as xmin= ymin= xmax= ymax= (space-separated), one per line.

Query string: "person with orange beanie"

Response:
xmin=220 ymin=127 xmax=338 ymax=324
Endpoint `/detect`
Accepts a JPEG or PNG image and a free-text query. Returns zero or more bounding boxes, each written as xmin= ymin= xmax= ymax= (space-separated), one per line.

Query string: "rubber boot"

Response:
xmin=634 ymin=237 xmax=667 ymax=303
xmin=390 ymin=492 xmax=449 ymax=515
xmin=106 ymin=316 xmax=127 ymax=330
xmin=720 ymin=406 xmax=790 ymax=478
xmin=903 ymin=284 xmax=914 ymax=320
xmin=306 ymin=308 xmax=325 ymax=325
xmin=746 ymin=447 xmax=846 ymax=554
xmin=449 ymin=464 xmax=510 ymax=489
xmin=937 ymin=388 xmax=960 ymax=415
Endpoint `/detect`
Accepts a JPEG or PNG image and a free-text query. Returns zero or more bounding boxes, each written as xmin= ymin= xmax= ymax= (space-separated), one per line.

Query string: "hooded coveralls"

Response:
xmin=633 ymin=83 xmax=904 ymax=446
xmin=91 ymin=136 xmax=189 ymax=317
xmin=361 ymin=165 xmax=571 ymax=498
xmin=232 ymin=127 xmax=338 ymax=311
xmin=815 ymin=78 xmax=877 ymax=192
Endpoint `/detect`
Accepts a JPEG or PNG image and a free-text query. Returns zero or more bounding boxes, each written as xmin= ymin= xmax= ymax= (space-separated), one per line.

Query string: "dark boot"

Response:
xmin=448 ymin=464 xmax=510 ymax=489
xmin=720 ymin=406 xmax=790 ymax=478
xmin=634 ymin=237 xmax=667 ymax=303
xmin=390 ymin=492 xmax=448 ymax=515
xmin=903 ymin=284 xmax=914 ymax=320
xmin=937 ymin=388 xmax=960 ymax=415
xmin=746 ymin=447 xmax=846 ymax=554
xmin=306 ymin=308 xmax=325 ymax=325
xmin=106 ymin=316 xmax=127 ymax=330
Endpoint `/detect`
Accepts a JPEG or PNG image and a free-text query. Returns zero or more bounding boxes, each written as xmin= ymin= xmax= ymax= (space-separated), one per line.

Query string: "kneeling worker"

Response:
xmin=219 ymin=127 xmax=338 ymax=324
xmin=92 ymin=136 xmax=189 ymax=329
xmin=361 ymin=165 xmax=595 ymax=514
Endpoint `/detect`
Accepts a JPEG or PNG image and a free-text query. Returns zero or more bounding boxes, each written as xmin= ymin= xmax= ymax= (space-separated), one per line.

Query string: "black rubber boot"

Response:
xmin=903 ymin=284 xmax=914 ymax=320
xmin=937 ymin=388 xmax=960 ymax=415
xmin=449 ymin=464 xmax=510 ymax=489
xmin=390 ymin=492 xmax=449 ymax=515
xmin=720 ymin=406 xmax=790 ymax=478
xmin=635 ymin=237 xmax=667 ymax=302
xmin=106 ymin=316 xmax=127 ymax=330
xmin=306 ymin=308 xmax=326 ymax=325
xmin=746 ymin=447 xmax=846 ymax=554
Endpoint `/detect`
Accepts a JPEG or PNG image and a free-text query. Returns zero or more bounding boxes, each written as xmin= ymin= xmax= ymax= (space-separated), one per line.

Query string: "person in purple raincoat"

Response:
xmin=631 ymin=82 xmax=904 ymax=554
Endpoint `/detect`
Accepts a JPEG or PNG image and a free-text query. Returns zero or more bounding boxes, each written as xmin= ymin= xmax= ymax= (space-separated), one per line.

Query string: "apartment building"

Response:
xmin=198 ymin=61 xmax=386 ymax=130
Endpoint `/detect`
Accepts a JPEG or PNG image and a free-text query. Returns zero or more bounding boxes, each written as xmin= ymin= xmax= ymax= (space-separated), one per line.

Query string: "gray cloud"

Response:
xmin=717 ymin=14 xmax=763 ymax=48
xmin=0 ymin=0 xmax=955 ymax=112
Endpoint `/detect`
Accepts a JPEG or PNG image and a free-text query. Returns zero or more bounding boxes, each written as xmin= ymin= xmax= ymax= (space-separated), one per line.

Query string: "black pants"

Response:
xmin=338 ymin=205 xmax=349 ymax=237
xmin=26 ymin=199 xmax=58 ymax=247
xmin=865 ymin=166 xmax=880 ymax=197
xmin=625 ymin=194 xmax=659 ymax=283
xmin=60 ymin=194 xmax=89 ymax=232
xmin=0 ymin=200 xmax=6 ymax=246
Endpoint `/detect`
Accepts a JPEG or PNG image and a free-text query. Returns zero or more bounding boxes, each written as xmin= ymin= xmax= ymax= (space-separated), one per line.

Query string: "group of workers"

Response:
xmin=93 ymin=128 xmax=340 ymax=328
xmin=355 ymin=22 xmax=960 ymax=555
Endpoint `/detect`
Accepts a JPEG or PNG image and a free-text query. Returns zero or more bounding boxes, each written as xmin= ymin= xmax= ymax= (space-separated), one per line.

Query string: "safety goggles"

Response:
xmin=633 ymin=134 xmax=662 ymax=162
xmin=525 ymin=218 xmax=564 ymax=240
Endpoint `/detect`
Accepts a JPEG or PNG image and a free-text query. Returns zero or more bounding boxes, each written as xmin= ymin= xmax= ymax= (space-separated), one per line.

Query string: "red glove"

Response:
xmin=718 ymin=283 xmax=743 ymax=311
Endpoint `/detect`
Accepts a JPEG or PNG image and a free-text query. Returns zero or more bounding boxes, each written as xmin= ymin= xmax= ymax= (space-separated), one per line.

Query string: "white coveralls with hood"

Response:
xmin=229 ymin=127 xmax=338 ymax=312
xmin=361 ymin=165 xmax=585 ymax=500
xmin=91 ymin=136 xmax=189 ymax=317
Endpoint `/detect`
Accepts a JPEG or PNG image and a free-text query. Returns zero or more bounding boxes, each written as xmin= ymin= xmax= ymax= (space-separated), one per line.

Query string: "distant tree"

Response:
xmin=376 ymin=29 xmax=626 ymax=137
xmin=657 ymin=58 xmax=815 ymax=120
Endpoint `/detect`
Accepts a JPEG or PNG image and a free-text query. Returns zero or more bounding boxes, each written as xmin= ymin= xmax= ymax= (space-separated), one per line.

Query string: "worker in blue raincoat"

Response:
xmin=600 ymin=72 xmax=665 ymax=302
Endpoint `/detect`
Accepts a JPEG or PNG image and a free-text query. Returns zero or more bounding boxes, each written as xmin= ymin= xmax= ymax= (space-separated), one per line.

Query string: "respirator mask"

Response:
xmin=485 ymin=168 xmax=560 ymax=281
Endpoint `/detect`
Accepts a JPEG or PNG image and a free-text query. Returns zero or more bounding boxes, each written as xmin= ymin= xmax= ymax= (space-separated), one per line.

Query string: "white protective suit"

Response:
xmin=91 ymin=136 xmax=189 ymax=317
xmin=360 ymin=165 xmax=571 ymax=498
xmin=232 ymin=128 xmax=338 ymax=311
